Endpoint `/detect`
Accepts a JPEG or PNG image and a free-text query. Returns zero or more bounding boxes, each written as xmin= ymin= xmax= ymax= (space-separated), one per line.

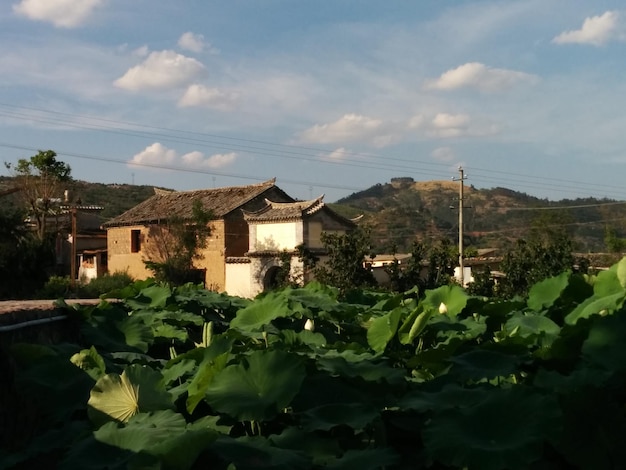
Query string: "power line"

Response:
xmin=2 ymin=102 xmax=626 ymax=200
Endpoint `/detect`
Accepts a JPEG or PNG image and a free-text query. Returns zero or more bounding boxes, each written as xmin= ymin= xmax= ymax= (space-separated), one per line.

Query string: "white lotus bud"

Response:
xmin=439 ymin=302 xmax=448 ymax=315
xmin=304 ymin=318 xmax=315 ymax=331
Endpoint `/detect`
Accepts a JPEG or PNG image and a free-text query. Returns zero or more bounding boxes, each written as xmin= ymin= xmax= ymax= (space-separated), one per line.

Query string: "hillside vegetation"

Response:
xmin=2 ymin=175 xmax=624 ymax=252
xmin=333 ymin=178 xmax=626 ymax=252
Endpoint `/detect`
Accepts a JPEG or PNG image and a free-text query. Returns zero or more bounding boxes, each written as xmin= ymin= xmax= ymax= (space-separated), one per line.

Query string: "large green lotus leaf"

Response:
xmin=88 ymin=364 xmax=173 ymax=426
xmin=325 ymin=448 xmax=399 ymax=470
xmin=527 ymin=271 xmax=570 ymax=311
xmin=366 ymin=307 xmax=403 ymax=353
xmin=423 ymin=284 xmax=468 ymax=316
xmin=399 ymin=384 xmax=489 ymax=412
xmin=230 ymin=290 xmax=293 ymax=332
xmin=82 ymin=311 xmax=154 ymax=353
xmin=210 ymin=435 xmax=311 ymax=470
xmin=564 ymin=292 xmax=625 ymax=325
xmin=299 ymin=402 xmax=380 ymax=431
xmin=316 ymin=351 xmax=405 ymax=385
xmin=278 ymin=329 xmax=327 ymax=348
xmin=505 ymin=312 xmax=561 ymax=339
xmin=186 ymin=352 xmax=229 ymax=414
xmin=582 ymin=311 xmax=626 ymax=372
xmin=204 ymin=350 xmax=305 ymax=421
xmin=94 ymin=409 xmax=218 ymax=470
xmin=592 ymin=266 xmax=624 ymax=297
xmin=448 ymin=349 xmax=520 ymax=381
xmin=161 ymin=358 xmax=196 ymax=386
xmin=153 ymin=309 xmax=205 ymax=326
xmin=423 ymin=387 xmax=561 ymax=470
xmin=269 ymin=427 xmax=340 ymax=465
xmin=70 ymin=346 xmax=106 ymax=381
xmin=152 ymin=322 xmax=189 ymax=341
xmin=125 ymin=284 xmax=172 ymax=310
xmin=15 ymin=354 xmax=94 ymax=424
xmin=370 ymin=293 xmax=403 ymax=312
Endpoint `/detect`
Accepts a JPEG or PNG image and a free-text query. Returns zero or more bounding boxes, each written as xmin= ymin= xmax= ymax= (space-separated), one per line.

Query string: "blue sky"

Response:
xmin=2 ymin=1 xmax=626 ymax=202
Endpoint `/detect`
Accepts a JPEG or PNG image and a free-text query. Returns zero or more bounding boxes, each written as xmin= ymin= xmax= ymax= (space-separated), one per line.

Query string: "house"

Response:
xmin=227 ymin=195 xmax=358 ymax=297
xmin=102 ymin=180 xmax=359 ymax=297
xmin=56 ymin=203 xmax=107 ymax=282
xmin=102 ymin=179 xmax=294 ymax=292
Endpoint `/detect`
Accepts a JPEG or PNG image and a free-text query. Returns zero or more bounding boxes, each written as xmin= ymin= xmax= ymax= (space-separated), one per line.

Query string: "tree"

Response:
xmin=385 ymin=241 xmax=427 ymax=293
xmin=143 ymin=200 xmax=214 ymax=286
xmin=499 ymin=226 xmax=575 ymax=298
xmin=424 ymin=237 xmax=457 ymax=289
xmin=312 ymin=227 xmax=376 ymax=294
xmin=5 ymin=150 xmax=72 ymax=240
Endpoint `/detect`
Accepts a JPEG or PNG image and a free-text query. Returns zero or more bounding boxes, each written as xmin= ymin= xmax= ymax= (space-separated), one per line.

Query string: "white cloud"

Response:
xmin=408 ymin=114 xmax=425 ymax=129
xmin=432 ymin=147 xmax=455 ymax=162
xmin=129 ymin=143 xmax=177 ymax=167
xmin=182 ymin=151 xmax=237 ymax=168
xmin=178 ymin=84 xmax=239 ymax=110
xmin=12 ymin=0 xmax=105 ymax=28
xmin=178 ymin=32 xmax=205 ymax=53
xmin=114 ymin=50 xmax=205 ymax=91
xmin=426 ymin=62 xmax=539 ymax=92
xmin=323 ymin=147 xmax=350 ymax=161
xmin=553 ymin=11 xmax=624 ymax=46
xmin=428 ymin=113 xmax=498 ymax=138
xmin=300 ymin=114 xmax=390 ymax=145
xmin=129 ymin=143 xmax=236 ymax=170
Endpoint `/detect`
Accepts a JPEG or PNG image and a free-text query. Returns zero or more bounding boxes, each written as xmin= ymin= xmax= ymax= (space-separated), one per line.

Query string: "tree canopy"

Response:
xmin=5 ymin=150 xmax=72 ymax=240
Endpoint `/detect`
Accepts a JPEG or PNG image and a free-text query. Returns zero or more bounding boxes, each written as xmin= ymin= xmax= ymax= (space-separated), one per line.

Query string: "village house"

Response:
xmin=102 ymin=179 xmax=359 ymax=297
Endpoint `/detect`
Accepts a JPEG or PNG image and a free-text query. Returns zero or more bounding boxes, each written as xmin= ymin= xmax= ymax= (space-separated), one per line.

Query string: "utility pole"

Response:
xmin=453 ymin=167 xmax=467 ymax=286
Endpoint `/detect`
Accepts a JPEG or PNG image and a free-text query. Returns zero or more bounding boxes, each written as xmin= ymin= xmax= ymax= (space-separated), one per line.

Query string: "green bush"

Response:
xmin=79 ymin=271 xmax=134 ymax=298
xmin=36 ymin=275 xmax=72 ymax=299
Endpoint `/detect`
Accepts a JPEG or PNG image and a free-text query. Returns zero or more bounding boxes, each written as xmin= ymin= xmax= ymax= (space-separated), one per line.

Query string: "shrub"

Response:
xmin=79 ymin=271 xmax=134 ymax=298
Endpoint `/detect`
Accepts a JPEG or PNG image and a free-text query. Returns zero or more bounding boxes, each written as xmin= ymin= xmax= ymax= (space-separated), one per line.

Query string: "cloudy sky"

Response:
xmin=2 ymin=0 xmax=626 ymax=202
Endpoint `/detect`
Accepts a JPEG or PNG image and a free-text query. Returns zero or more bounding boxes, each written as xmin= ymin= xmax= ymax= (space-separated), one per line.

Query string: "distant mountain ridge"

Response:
xmin=331 ymin=178 xmax=626 ymax=252
xmin=1 ymin=175 xmax=624 ymax=252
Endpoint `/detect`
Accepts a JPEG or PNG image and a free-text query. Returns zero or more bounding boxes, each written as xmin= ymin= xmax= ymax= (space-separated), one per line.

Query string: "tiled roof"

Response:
xmin=103 ymin=179 xmax=284 ymax=227
xmin=243 ymin=196 xmax=326 ymax=222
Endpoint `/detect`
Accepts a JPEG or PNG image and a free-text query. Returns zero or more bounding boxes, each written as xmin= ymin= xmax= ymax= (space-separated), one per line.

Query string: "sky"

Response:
xmin=2 ymin=1 xmax=626 ymax=203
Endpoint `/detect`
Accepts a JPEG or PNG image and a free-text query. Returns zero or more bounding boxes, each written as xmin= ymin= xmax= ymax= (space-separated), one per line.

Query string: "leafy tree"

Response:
xmin=498 ymin=226 xmax=575 ymax=298
xmin=144 ymin=200 xmax=213 ymax=286
xmin=466 ymin=265 xmax=495 ymax=297
xmin=5 ymin=150 xmax=72 ymax=240
xmin=424 ymin=237 xmax=458 ymax=289
xmin=312 ymin=227 xmax=376 ymax=294
xmin=385 ymin=241 xmax=427 ymax=292
xmin=604 ymin=226 xmax=626 ymax=253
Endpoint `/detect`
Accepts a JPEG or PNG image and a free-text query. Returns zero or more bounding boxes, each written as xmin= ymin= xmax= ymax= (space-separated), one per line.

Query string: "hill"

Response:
xmin=332 ymin=177 xmax=626 ymax=252
xmin=2 ymin=175 xmax=624 ymax=252
xmin=0 ymin=176 xmax=160 ymax=222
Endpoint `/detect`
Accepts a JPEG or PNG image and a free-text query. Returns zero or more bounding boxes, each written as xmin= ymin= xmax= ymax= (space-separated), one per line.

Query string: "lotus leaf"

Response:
xmin=422 ymin=387 xmax=561 ymax=470
xmin=527 ymin=271 xmax=570 ymax=311
xmin=88 ymin=364 xmax=173 ymax=425
xmin=204 ymin=349 xmax=305 ymax=421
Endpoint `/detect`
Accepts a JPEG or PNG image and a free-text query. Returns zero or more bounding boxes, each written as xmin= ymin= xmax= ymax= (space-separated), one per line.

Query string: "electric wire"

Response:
xmin=1 ymin=102 xmax=625 ymax=200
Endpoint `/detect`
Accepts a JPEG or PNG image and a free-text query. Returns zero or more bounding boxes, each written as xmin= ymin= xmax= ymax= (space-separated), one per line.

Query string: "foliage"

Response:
xmin=312 ymin=227 xmax=377 ymax=294
xmin=5 ymin=150 xmax=72 ymax=240
xmin=79 ymin=272 xmax=134 ymax=298
xmin=5 ymin=258 xmax=626 ymax=468
xmin=0 ymin=228 xmax=55 ymax=299
xmin=144 ymin=200 xmax=214 ymax=286
xmin=498 ymin=223 xmax=577 ymax=298
xmin=605 ymin=225 xmax=626 ymax=253
xmin=36 ymin=272 xmax=134 ymax=299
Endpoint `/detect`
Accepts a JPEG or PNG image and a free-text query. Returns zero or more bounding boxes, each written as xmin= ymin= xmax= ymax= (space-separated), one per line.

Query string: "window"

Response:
xmin=131 ymin=229 xmax=141 ymax=253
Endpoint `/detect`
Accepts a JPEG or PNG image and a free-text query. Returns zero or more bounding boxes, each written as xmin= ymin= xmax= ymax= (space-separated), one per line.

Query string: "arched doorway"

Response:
xmin=263 ymin=265 xmax=281 ymax=291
